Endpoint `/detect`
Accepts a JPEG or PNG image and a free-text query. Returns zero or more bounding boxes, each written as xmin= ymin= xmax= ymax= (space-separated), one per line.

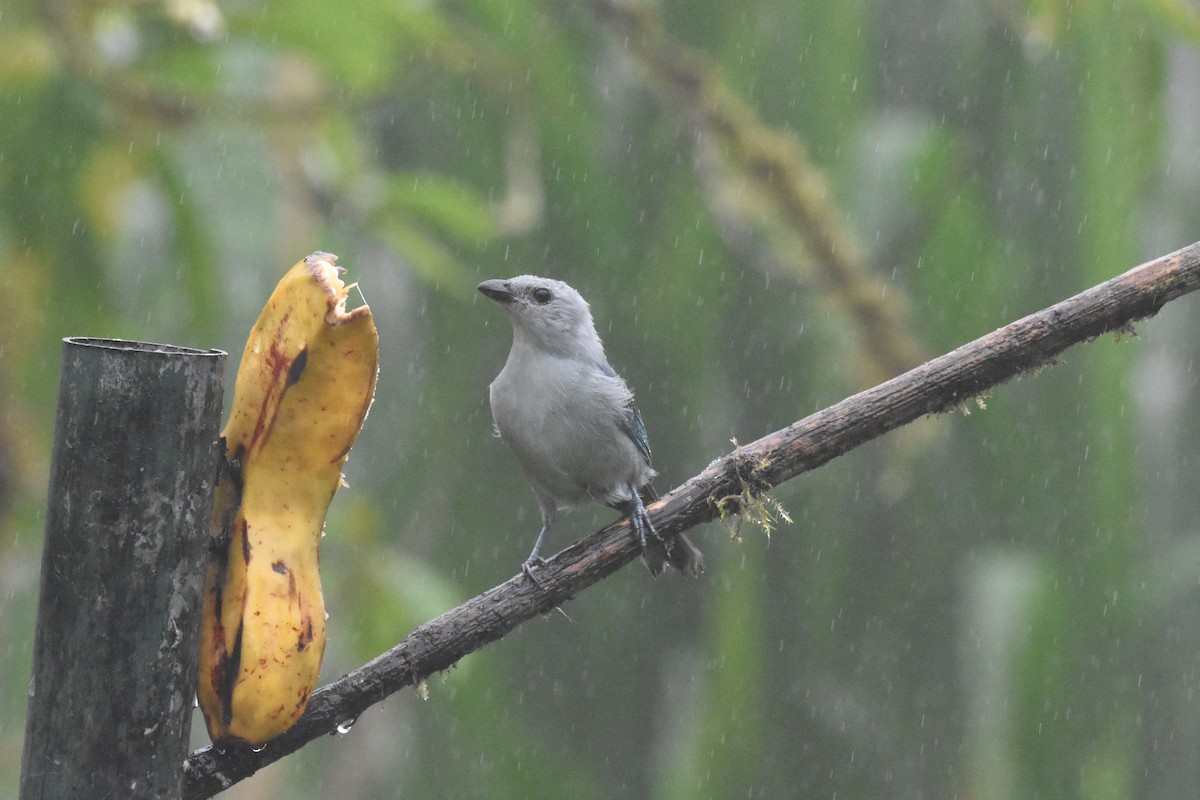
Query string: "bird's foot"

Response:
xmin=520 ymin=556 xmax=547 ymax=586
xmin=630 ymin=507 xmax=665 ymax=552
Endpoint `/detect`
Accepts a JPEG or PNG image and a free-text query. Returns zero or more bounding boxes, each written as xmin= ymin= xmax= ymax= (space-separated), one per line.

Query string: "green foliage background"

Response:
xmin=4 ymin=0 xmax=1200 ymax=797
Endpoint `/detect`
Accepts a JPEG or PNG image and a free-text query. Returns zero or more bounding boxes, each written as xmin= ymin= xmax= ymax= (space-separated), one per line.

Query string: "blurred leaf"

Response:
xmin=384 ymin=173 xmax=495 ymax=245
xmin=667 ymin=545 xmax=770 ymax=798
xmin=961 ymin=551 xmax=1045 ymax=800
xmin=231 ymin=0 xmax=446 ymax=94
xmin=0 ymin=26 xmax=59 ymax=86
xmin=1142 ymin=0 xmax=1200 ymax=43
xmin=378 ymin=217 xmax=479 ymax=299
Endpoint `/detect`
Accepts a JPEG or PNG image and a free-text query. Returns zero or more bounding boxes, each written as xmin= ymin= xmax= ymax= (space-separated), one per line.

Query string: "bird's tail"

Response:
xmin=643 ymin=531 xmax=705 ymax=577
xmin=621 ymin=484 xmax=705 ymax=577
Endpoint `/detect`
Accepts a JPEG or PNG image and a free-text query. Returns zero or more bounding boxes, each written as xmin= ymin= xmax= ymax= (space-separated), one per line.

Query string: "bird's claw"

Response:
xmin=521 ymin=556 xmax=547 ymax=586
xmin=631 ymin=509 xmax=665 ymax=552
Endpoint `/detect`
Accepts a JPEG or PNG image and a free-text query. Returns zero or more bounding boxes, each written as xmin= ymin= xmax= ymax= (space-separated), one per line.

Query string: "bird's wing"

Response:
xmin=622 ymin=402 xmax=653 ymax=465
xmin=595 ymin=358 xmax=653 ymax=467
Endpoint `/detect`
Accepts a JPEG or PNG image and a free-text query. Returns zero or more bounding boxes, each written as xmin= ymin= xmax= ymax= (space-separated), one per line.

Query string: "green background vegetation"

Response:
xmin=4 ymin=0 xmax=1200 ymax=797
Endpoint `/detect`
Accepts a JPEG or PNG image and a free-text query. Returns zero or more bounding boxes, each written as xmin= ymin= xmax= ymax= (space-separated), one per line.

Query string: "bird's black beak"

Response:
xmin=477 ymin=280 xmax=515 ymax=304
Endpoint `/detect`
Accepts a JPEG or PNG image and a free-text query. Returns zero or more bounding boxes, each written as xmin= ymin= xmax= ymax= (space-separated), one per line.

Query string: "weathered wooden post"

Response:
xmin=20 ymin=338 xmax=225 ymax=799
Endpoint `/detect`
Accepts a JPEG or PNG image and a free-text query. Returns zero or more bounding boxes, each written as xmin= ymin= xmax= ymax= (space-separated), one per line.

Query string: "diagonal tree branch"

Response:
xmin=182 ymin=240 xmax=1200 ymax=798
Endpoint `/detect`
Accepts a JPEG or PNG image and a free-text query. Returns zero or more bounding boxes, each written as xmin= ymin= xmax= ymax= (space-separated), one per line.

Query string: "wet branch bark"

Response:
xmin=183 ymin=240 xmax=1200 ymax=798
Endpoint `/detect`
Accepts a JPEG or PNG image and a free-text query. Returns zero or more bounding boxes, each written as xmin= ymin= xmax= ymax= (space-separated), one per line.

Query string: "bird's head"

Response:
xmin=477 ymin=275 xmax=603 ymax=358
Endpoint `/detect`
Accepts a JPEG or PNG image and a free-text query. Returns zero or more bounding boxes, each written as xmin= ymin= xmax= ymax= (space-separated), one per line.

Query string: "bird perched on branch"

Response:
xmin=477 ymin=275 xmax=704 ymax=579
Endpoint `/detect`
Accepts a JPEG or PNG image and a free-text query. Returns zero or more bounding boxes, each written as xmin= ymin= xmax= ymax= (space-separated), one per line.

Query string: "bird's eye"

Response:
xmin=531 ymin=287 xmax=553 ymax=304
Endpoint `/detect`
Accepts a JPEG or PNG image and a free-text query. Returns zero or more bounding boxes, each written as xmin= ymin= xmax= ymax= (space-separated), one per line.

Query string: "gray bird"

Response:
xmin=477 ymin=275 xmax=704 ymax=578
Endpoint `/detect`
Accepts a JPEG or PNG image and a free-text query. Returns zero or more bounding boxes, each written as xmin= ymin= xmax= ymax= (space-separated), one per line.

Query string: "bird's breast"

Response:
xmin=488 ymin=358 xmax=649 ymax=506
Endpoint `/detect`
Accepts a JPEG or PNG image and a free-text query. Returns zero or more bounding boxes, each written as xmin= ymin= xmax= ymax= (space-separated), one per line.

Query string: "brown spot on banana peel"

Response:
xmin=205 ymin=570 xmax=233 ymax=727
xmin=297 ymin=613 xmax=314 ymax=652
xmin=278 ymin=562 xmax=301 ymax=618
xmin=210 ymin=515 xmax=252 ymax=734
xmin=245 ymin=336 xmax=299 ymax=461
xmin=294 ymin=685 xmax=312 ymax=716
xmin=285 ymin=347 xmax=308 ymax=387
xmin=219 ymin=619 xmax=245 ymax=729
xmin=241 ymin=523 xmax=252 ymax=564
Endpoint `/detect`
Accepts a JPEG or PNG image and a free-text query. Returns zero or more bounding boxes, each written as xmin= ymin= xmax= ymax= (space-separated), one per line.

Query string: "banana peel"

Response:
xmin=198 ymin=252 xmax=378 ymax=746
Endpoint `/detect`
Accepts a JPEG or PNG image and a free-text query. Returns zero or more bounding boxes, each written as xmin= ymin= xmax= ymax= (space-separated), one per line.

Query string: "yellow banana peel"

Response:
xmin=198 ymin=252 xmax=379 ymax=746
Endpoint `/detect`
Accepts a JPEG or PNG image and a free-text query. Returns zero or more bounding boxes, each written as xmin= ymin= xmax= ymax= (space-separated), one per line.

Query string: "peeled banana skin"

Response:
xmin=197 ymin=252 xmax=379 ymax=746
